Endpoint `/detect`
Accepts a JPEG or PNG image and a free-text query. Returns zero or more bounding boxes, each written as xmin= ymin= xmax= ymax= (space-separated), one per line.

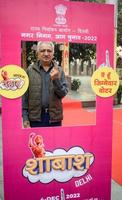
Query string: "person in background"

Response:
xmin=22 ymin=41 xmax=68 ymax=128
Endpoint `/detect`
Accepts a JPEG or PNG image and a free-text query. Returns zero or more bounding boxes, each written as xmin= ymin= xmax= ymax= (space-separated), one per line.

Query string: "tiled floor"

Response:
xmin=67 ymin=76 xmax=96 ymax=102
xmin=111 ymin=180 xmax=122 ymax=200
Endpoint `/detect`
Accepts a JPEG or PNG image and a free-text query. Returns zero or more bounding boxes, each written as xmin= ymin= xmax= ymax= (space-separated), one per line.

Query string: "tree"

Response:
xmin=69 ymin=43 xmax=96 ymax=63
xmin=117 ymin=0 xmax=122 ymax=45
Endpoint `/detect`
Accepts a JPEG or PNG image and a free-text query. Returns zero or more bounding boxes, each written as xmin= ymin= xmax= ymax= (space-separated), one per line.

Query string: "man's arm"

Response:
xmin=50 ymin=66 xmax=68 ymax=98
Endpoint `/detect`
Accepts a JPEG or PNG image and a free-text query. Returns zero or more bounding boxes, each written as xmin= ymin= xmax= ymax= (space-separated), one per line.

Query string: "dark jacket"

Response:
xmin=22 ymin=61 xmax=68 ymax=122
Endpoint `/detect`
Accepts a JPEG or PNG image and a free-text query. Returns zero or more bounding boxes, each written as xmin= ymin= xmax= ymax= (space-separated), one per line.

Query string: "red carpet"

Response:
xmin=62 ymin=98 xmax=95 ymax=126
xmin=63 ymin=98 xmax=122 ymax=185
xmin=63 ymin=97 xmax=82 ymax=109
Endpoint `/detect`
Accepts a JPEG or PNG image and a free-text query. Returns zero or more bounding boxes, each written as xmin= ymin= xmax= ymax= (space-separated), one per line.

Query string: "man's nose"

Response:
xmin=44 ymin=50 xmax=48 ymax=55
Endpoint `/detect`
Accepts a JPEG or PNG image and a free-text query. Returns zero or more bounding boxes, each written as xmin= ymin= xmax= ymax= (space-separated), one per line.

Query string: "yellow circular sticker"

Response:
xmin=0 ymin=65 xmax=29 ymax=99
xmin=91 ymin=66 xmax=119 ymax=97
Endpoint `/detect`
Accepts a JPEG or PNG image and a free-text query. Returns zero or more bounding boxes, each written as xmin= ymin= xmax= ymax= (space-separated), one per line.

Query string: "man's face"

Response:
xmin=38 ymin=43 xmax=54 ymax=65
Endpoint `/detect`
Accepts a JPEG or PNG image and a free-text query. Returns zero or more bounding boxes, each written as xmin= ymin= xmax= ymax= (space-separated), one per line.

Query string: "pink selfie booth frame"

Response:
xmin=0 ymin=0 xmax=114 ymax=200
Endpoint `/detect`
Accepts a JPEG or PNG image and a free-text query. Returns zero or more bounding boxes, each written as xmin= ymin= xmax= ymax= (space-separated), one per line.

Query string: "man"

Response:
xmin=22 ymin=41 xmax=68 ymax=128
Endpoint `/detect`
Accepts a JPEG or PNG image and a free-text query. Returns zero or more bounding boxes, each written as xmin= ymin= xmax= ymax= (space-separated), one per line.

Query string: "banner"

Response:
xmin=0 ymin=0 xmax=114 ymax=199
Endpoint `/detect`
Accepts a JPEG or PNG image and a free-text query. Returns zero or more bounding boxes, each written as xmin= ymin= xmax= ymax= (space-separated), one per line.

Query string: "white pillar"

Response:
xmin=106 ymin=0 xmax=118 ymax=29
xmin=106 ymin=0 xmax=118 ymax=68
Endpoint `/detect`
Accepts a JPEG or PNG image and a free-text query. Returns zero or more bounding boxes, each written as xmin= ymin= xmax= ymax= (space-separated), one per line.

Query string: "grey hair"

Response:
xmin=36 ymin=41 xmax=54 ymax=53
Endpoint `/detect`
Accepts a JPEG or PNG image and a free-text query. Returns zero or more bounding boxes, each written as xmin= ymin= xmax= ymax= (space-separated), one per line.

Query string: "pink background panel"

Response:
xmin=0 ymin=0 xmax=114 ymax=200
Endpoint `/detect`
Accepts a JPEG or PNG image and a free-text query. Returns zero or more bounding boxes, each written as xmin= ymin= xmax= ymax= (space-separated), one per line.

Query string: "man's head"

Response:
xmin=37 ymin=41 xmax=54 ymax=66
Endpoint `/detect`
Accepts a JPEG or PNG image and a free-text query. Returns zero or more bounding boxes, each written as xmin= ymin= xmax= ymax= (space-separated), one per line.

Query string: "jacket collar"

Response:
xmin=33 ymin=60 xmax=54 ymax=72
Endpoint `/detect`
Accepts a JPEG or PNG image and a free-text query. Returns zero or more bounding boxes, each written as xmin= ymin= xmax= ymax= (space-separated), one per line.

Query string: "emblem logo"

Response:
xmin=55 ymin=4 xmax=67 ymax=25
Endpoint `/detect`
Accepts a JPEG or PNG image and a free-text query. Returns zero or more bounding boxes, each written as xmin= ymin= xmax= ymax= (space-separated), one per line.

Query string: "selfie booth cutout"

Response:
xmin=0 ymin=0 xmax=115 ymax=200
